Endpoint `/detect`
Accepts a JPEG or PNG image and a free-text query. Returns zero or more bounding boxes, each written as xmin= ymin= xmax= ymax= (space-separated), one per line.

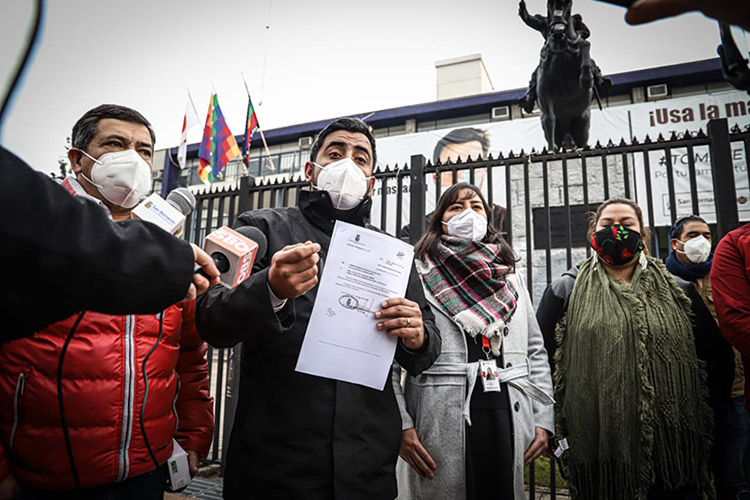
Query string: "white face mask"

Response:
xmin=313 ymin=158 xmax=371 ymax=210
xmin=676 ymin=235 xmax=712 ymax=264
xmin=443 ymin=208 xmax=488 ymax=241
xmin=79 ymin=149 xmax=152 ymax=209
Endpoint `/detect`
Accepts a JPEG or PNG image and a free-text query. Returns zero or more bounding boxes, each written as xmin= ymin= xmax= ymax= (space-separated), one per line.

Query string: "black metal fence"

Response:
xmin=186 ymin=119 xmax=749 ymax=497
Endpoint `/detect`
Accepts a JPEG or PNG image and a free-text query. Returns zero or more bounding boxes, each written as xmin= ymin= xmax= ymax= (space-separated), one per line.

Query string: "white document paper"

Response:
xmin=295 ymin=220 xmax=414 ymax=390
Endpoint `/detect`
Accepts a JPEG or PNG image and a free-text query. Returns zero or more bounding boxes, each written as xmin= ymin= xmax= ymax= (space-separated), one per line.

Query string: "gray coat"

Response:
xmin=393 ymin=272 xmax=554 ymax=500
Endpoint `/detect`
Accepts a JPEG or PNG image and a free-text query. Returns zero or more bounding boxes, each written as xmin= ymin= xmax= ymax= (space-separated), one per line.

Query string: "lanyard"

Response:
xmin=481 ymin=335 xmax=491 ymax=360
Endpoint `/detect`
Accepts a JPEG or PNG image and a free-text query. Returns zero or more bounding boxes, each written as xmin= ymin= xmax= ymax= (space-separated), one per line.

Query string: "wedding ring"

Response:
xmin=406 ymin=317 xmax=411 ymax=327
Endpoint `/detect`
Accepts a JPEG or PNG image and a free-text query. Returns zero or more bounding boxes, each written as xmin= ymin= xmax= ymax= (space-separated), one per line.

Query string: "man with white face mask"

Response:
xmin=65 ymin=105 xmax=155 ymax=220
xmin=0 ymin=105 xmax=214 ymax=500
xmin=666 ymin=215 xmax=744 ymax=500
xmin=197 ymin=117 xmax=441 ymax=500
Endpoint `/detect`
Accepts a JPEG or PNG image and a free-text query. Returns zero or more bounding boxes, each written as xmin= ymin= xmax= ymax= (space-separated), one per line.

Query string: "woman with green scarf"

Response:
xmin=393 ymin=183 xmax=554 ymax=500
xmin=536 ymin=197 xmax=714 ymax=500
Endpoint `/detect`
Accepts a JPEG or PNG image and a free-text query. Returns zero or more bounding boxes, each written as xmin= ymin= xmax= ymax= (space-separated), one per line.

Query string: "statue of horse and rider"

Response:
xmin=518 ymin=0 xmax=612 ymax=150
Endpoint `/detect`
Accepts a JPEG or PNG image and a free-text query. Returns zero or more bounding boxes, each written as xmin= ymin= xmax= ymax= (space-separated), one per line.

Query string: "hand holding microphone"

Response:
xmin=197 ymin=225 xmax=268 ymax=288
xmin=185 ymin=245 xmax=221 ymax=302
xmin=134 ymin=189 xmax=269 ymax=300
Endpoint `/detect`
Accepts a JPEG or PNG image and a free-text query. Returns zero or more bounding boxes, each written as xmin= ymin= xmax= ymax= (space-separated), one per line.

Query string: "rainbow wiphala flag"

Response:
xmin=198 ymin=92 xmax=240 ymax=183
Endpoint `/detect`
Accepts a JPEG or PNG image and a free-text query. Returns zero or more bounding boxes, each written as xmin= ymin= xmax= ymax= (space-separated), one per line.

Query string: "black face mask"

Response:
xmin=591 ymin=224 xmax=645 ymax=266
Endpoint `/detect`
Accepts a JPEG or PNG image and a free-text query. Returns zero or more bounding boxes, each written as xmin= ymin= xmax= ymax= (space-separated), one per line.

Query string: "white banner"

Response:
xmin=370 ymin=89 xmax=750 ymax=233
xmin=371 ymin=105 xmax=630 ymax=235
xmin=628 ymin=91 xmax=750 ymax=225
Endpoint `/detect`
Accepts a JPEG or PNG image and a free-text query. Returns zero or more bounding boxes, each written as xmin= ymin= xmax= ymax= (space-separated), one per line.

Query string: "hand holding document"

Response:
xmin=295 ymin=221 xmax=414 ymax=390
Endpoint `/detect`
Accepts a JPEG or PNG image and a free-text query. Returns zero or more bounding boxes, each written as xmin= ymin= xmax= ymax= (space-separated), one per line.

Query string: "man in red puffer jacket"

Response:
xmin=0 ymin=105 xmax=214 ymax=500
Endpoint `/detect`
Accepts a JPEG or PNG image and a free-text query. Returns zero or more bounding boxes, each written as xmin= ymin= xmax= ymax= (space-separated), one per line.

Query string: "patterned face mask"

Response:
xmin=591 ymin=223 xmax=645 ymax=266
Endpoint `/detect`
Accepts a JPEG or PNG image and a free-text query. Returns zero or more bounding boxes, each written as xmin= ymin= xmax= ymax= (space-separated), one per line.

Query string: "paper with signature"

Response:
xmin=295 ymin=220 xmax=414 ymax=390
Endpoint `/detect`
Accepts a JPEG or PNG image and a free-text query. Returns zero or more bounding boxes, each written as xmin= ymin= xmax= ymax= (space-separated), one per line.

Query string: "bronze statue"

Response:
xmin=518 ymin=0 xmax=611 ymax=149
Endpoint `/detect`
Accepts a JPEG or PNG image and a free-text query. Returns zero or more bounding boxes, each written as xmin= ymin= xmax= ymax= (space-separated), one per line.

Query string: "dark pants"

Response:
xmin=13 ymin=469 xmax=163 ymax=500
xmin=715 ymin=396 xmax=750 ymax=499
xmin=465 ymin=407 xmax=515 ymax=500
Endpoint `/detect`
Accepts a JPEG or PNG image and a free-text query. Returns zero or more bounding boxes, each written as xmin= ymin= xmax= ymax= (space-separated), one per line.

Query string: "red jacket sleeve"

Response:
xmin=174 ymin=300 xmax=214 ymax=458
xmin=711 ymin=225 xmax=750 ymax=357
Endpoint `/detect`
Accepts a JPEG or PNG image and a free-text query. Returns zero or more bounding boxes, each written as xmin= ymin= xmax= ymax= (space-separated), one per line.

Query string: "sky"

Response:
xmin=0 ymin=0 xmax=723 ymax=176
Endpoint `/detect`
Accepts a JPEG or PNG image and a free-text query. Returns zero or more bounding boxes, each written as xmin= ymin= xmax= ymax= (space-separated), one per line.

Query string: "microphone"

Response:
xmin=235 ymin=225 xmax=268 ymax=263
xmin=198 ymin=225 xmax=268 ymax=288
xmin=166 ymin=188 xmax=196 ymax=217
xmin=132 ymin=191 xmax=189 ymax=237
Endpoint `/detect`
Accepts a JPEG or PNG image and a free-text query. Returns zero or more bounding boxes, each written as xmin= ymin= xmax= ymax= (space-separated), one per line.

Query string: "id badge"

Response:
xmin=479 ymin=359 xmax=501 ymax=392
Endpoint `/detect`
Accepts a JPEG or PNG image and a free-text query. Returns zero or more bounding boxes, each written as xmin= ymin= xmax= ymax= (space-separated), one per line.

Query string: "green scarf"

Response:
xmin=555 ymin=256 xmax=713 ymax=500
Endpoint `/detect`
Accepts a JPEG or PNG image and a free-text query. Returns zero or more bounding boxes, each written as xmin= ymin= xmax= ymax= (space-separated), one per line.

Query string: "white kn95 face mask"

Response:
xmin=79 ymin=149 xmax=152 ymax=209
xmin=314 ymin=157 xmax=371 ymax=210
xmin=676 ymin=235 xmax=712 ymax=264
xmin=443 ymin=208 xmax=488 ymax=241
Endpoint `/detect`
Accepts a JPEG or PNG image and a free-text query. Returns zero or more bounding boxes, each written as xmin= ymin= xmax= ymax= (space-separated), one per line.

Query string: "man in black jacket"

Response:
xmin=666 ymin=215 xmax=745 ymax=500
xmin=197 ymin=118 xmax=441 ymax=500
xmin=1 ymin=145 xmax=219 ymax=342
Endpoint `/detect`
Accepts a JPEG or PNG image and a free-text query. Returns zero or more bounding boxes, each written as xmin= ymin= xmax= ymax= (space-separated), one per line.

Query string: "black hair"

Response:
xmin=414 ymin=182 xmax=516 ymax=266
xmin=671 ymin=215 xmax=708 ymax=240
xmin=71 ymin=104 xmax=155 ymax=151
xmin=310 ymin=117 xmax=377 ymax=167
xmin=432 ymin=127 xmax=490 ymax=164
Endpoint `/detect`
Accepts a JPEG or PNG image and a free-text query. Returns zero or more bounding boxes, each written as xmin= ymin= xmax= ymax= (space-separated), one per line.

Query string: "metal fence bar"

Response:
xmin=686 ymin=144 xmax=700 ymax=215
xmin=529 ymin=461 xmax=536 ymax=499
xmin=435 ymin=165 xmax=443 ymax=207
xmin=205 ymin=196 xmax=216 ymax=234
xmin=396 ymin=169 xmax=405 ymax=239
xmin=641 ymin=150 xmax=658 ymax=257
xmin=238 ymin=176 xmax=251 ymax=215
xmin=228 ymin=193 xmax=238 ymax=225
xmin=550 ymin=459 xmax=557 ymax=500
xmin=281 ymin=183 xmax=290 ymax=208
xmin=216 ymin=196 xmax=226 ymax=228
xmin=625 ymin=152 xmax=632 ymax=199
xmin=379 ymin=172 xmax=389 ymax=232
xmin=562 ymin=157 xmax=572 ymax=269
xmin=582 ymin=155 xmax=590 ymax=258
xmin=664 ymin=146 xmax=678 ymax=224
xmin=486 ymin=163 xmax=495 ymax=209
xmin=601 ymin=154 xmax=610 ymax=200
xmin=542 ymin=159 xmax=552 ymax=284
xmin=709 ymin=119 xmax=739 ymax=237
xmin=505 ymin=164 xmax=513 ymax=246
xmin=410 ymin=156 xmax=426 ymax=246
xmin=523 ymin=156 xmax=533 ymax=301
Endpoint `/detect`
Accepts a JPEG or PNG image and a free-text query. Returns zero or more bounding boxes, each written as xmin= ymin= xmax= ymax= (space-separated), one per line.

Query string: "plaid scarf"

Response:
xmin=417 ymin=236 xmax=518 ymax=355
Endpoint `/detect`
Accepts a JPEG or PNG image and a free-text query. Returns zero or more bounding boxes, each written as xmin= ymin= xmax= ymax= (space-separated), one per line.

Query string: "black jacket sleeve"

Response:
xmin=196 ymin=267 xmax=290 ymax=348
xmin=1 ymin=147 xmax=194 ymax=341
xmin=536 ymin=284 xmax=565 ymax=374
xmin=535 ymin=271 xmax=577 ymax=374
xmin=394 ymin=263 xmax=442 ymax=376
xmin=674 ymin=277 xmax=735 ymax=410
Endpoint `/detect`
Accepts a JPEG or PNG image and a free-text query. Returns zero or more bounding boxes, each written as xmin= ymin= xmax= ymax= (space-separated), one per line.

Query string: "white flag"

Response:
xmin=177 ymin=97 xmax=200 ymax=169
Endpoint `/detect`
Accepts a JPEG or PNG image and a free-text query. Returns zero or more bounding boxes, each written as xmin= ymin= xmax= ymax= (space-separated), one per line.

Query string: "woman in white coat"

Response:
xmin=394 ymin=182 xmax=554 ymax=500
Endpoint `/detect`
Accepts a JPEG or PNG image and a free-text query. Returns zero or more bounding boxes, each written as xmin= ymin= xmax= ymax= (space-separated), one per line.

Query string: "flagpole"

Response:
xmin=241 ymin=72 xmax=276 ymax=172
xmin=186 ymin=85 xmax=199 ymax=118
